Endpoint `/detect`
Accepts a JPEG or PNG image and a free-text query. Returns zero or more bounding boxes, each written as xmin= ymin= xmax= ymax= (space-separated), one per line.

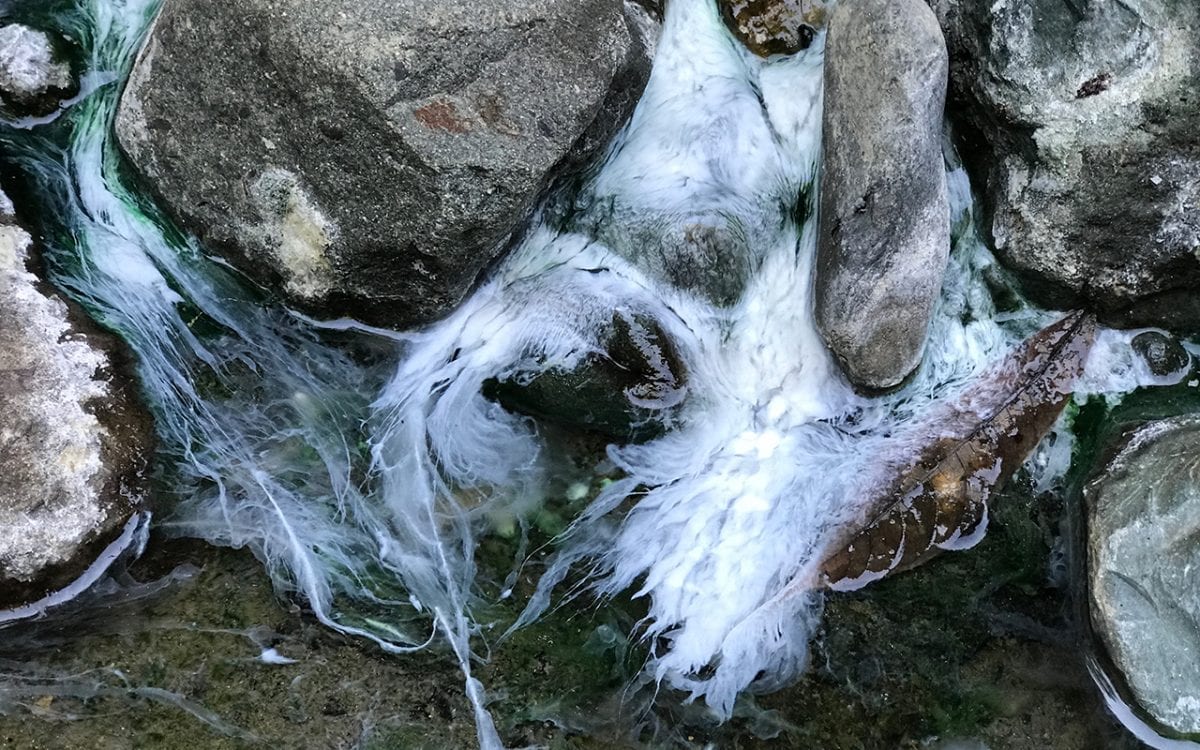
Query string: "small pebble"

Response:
xmin=1131 ymin=331 xmax=1190 ymax=377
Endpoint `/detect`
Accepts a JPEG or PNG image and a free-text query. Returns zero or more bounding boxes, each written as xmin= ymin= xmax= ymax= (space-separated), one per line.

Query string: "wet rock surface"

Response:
xmin=116 ymin=0 xmax=654 ymax=329
xmin=483 ymin=310 xmax=687 ymax=441
xmin=1131 ymin=331 xmax=1190 ymax=378
xmin=717 ymin=0 xmax=826 ymax=57
xmin=0 ymin=196 xmax=154 ymax=608
xmin=1086 ymin=416 xmax=1200 ymax=735
xmin=568 ymin=212 xmax=765 ymax=307
xmin=816 ymin=0 xmax=950 ymax=391
xmin=0 ymin=23 xmax=73 ymax=116
xmin=934 ymin=0 xmax=1200 ymax=331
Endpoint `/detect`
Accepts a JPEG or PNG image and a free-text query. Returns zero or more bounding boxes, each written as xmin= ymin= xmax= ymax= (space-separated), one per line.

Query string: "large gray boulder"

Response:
xmin=816 ymin=0 xmax=950 ymax=391
xmin=933 ymin=0 xmax=1200 ymax=331
xmin=0 ymin=198 xmax=154 ymax=609
xmin=116 ymin=0 xmax=654 ymax=329
xmin=1086 ymin=416 xmax=1200 ymax=736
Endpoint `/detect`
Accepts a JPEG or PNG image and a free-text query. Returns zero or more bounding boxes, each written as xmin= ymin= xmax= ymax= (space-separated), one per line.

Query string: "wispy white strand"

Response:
xmin=12 ymin=0 xmax=508 ymax=746
xmin=10 ymin=0 xmax=1186 ymax=744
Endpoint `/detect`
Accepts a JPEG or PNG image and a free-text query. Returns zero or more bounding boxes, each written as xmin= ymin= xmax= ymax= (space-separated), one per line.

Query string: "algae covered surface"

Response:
xmin=0 ymin=471 xmax=1140 ymax=748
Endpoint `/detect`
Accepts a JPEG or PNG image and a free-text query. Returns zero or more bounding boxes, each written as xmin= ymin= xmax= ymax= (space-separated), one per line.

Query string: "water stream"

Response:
xmin=0 ymin=0 xmax=1189 ymax=747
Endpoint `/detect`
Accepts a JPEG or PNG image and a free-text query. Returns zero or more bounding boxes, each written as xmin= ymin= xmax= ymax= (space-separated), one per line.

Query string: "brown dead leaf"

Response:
xmin=821 ymin=311 xmax=1096 ymax=591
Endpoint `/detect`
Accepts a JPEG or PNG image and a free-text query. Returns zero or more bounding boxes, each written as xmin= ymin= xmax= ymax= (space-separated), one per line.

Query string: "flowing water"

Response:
xmin=0 ymin=0 xmax=1192 ymax=747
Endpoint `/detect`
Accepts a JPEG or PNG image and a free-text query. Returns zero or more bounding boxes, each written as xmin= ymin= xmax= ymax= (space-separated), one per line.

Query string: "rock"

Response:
xmin=816 ymin=0 xmax=950 ymax=391
xmin=933 ymin=0 xmax=1200 ymax=331
xmin=0 ymin=24 xmax=74 ymax=116
xmin=0 ymin=200 xmax=154 ymax=609
xmin=1086 ymin=416 xmax=1200 ymax=736
xmin=1131 ymin=330 xmax=1190 ymax=378
xmin=567 ymin=214 xmax=765 ymax=308
xmin=718 ymin=0 xmax=826 ymax=57
xmin=482 ymin=310 xmax=687 ymax=441
xmin=116 ymin=0 xmax=654 ymax=329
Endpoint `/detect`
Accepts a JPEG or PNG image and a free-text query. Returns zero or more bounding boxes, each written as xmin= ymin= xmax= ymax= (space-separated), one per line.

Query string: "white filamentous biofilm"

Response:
xmin=372 ymin=0 xmax=973 ymax=716
xmin=44 ymin=0 xmax=1187 ymax=744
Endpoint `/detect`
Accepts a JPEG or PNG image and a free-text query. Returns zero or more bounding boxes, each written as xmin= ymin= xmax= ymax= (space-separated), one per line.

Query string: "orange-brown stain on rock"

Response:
xmin=414 ymin=100 xmax=471 ymax=134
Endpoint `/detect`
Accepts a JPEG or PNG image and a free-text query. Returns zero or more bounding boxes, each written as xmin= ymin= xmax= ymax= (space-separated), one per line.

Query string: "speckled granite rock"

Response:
xmin=116 ymin=0 xmax=655 ymax=329
xmin=933 ymin=0 xmax=1200 ymax=331
xmin=0 ymin=196 xmax=154 ymax=608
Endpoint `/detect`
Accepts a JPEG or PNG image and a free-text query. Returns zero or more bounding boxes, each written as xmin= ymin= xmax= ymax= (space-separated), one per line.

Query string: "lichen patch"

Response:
xmin=249 ymin=169 xmax=338 ymax=301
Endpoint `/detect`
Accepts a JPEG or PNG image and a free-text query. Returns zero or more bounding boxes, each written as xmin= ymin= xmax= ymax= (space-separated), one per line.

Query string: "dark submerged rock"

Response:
xmin=569 ymin=214 xmax=760 ymax=308
xmin=816 ymin=0 xmax=950 ymax=391
xmin=0 ymin=196 xmax=154 ymax=609
xmin=116 ymin=0 xmax=655 ymax=329
xmin=1086 ymin=416 xmax=1200 ymax=735
xmin=934 ymin=0 xmax=1200 ymax=331
xmin=1131 ymin=330 xmax=1190 ymax=378
xmin=483 ymin=311 xmax=687 ymax=442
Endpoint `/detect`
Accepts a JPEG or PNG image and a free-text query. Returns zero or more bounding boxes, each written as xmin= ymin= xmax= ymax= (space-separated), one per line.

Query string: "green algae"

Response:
xmin=0 ymin=537 xmax=478 ymax=749
xmin=0 ymin=463 xmax=1150 ymax=750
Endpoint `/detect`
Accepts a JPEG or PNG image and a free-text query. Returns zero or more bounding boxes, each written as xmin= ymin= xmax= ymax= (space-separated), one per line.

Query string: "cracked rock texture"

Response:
xmin=116 ymin=0 xmax=656 ymax=329
xmin=0 ymin=195 xmax=153 ymax=608
xmin=933 ymin=0 xmax=1200 ymax=331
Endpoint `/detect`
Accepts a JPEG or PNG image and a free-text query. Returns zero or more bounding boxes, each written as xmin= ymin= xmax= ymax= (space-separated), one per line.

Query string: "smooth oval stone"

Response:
xmin=815 ymin=0 xmax=950 ymax=391
xmin=1086 ymin=416 xmax=1200 ymax=736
